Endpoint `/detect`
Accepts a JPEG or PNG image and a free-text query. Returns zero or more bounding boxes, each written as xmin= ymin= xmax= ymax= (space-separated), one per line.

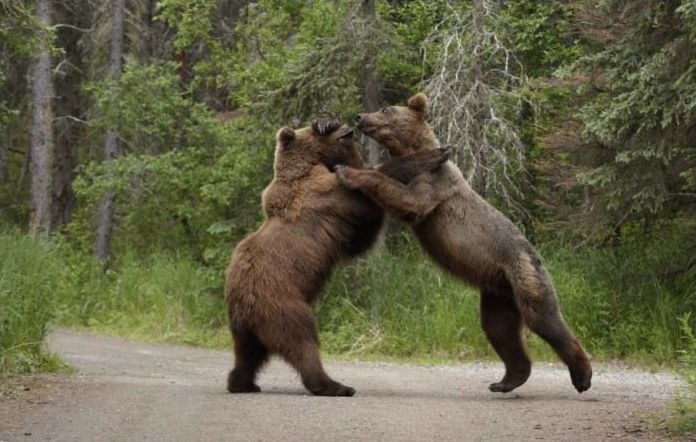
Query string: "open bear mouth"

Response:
xmin=335 ymin=126 xmax=354 ymax=140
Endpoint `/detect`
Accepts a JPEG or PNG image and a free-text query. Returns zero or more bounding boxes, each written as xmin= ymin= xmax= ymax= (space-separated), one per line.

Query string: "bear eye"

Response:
xmin=380 ymin=107 xmax=390 ymax=114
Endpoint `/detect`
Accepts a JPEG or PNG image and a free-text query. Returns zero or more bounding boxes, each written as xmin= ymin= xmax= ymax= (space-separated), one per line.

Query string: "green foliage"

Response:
xmin=316 ymin=225 xmax=696 ymax=363
xmin=499 ymin=1 xmax=583 ymax=77
xmin=1 ymin=0 xmax=695 ymax=395
xmin=75 ymin=60 xmax=272 ymax=263
xmin=576 ymin=1 xmax=696 ymax=225
xmin=0 ymin=0 xmax=46 ymax=57
xmin=318 ymin=241 xmax=485 ymax=359
xmin=377 ymin=0 xmax=447 ymax=101
xmin=232 ymin=0 xmax=392 ymax=124
xmin=158 ymin=0 xmax=218 ymax=50
xmin=86 ymin=60 xmax=207 ymax=152
xmin=50 ymin=224 xmax=695 ymax=368
xmin=224 ymin=1 xmax=301 ymax=112
xmin=57 ymin=251 xmax=228 ymax=347
xmin=0 ymin=233 xmax=68 ymax=378
xmin=670 ymin=313 xmax=696 ymax=436
xmin=539 ymin=225 xmax=696 ymax=361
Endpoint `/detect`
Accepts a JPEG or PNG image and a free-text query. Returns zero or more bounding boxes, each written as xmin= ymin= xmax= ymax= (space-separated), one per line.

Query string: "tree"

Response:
xmin=51 ymin=0 xmax=91 ymax=229
xmin=28 ymin=0 xmax=55 ymax=235
xmin=574 ymin=0 xmax=696 ymax=232
xmin=423 ymin=0 xmax=528 ymax=220
xmin=94 ymin=0 xmax=125 ymax=265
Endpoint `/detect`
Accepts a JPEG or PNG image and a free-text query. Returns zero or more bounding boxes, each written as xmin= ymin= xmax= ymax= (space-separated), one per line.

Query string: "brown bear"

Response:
xmin=335 ymin=94 xmax=593 ymax=393
xmin=225 ymin=117 xmax=447 ymax=396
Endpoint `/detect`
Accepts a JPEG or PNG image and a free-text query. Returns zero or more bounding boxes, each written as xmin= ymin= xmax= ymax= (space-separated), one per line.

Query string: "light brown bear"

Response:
xmin=335 ymin=94 xmax=592 ymax=393
xmin=225 ymin=117 xmax=447 ymax=396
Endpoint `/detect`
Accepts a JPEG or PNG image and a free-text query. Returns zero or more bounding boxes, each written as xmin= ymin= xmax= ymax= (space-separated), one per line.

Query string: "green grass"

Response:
xmin=669 ymin=314 xmax=696 ymax=437
xmin=47 ymin=225 xmax=696 ymax=369
xmin=317 ymin=228 xmax=696 ymax=365
xmin=0 ymin=233 xmax=70 ymax=379
xmin=57 ymin=250 xmax=229 ymax=348
xmin=3 ymin=223 xmax=694 ymax=408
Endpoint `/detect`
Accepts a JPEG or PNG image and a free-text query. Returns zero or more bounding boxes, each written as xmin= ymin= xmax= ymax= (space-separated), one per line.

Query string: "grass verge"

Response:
xmin=0 ymin=233 xmax=70 ymax=380
xmin=669 ymin=314 xmax=696 ymax=437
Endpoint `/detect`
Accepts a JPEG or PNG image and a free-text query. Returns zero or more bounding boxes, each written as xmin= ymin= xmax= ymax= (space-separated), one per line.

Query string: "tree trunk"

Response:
xmin=28 ymin=0 xmax=55 ymax=236
xmin=360 ymin=0 xmax=383 ymax=166
xmin=0 ymin=136 xmax=7 ymax=184
xmin=94 ymin=0 xmax=125 ymax=266
xmin=51 ymin=1 xmax=86 ymax=230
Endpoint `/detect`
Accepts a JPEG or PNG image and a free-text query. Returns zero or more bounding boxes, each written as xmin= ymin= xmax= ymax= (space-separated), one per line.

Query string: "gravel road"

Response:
xmin=0 ymin=330 xmax=686 ymax=441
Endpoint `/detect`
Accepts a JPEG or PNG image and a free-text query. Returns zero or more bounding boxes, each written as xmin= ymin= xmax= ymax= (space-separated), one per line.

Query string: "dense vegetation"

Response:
xmin=0 ymin=0 xmax=694 ymax=432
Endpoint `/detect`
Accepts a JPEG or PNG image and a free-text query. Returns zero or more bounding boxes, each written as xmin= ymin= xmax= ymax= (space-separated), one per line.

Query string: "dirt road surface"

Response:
xmin=0 ymin=330 xmax=685 ymax=441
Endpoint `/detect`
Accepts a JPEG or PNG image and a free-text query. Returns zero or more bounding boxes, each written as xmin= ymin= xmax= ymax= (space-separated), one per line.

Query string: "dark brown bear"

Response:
xmin=225 ymin=118 xmax=447 ymax=396
xmin=335 ymin=94 xmax=592 ymax=394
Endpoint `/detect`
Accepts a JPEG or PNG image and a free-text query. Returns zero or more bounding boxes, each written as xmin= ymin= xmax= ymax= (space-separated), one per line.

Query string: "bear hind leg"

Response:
xmin=481 ymin=291 xmax=531 ymax=393
xmin=257 ymin=303 xmax=355 ymax=397
xmin=228 ymin=325 xmax=269 ymax=393
xmin=511 ymin=267 xmax=592 ymax=393
xmin=286 ymin=342 xmax=355 ymax=397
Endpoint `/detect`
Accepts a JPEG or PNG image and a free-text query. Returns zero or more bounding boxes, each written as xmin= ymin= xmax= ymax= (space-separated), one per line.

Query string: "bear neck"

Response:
xmin=405 ymin=126 xmax=439 ymax=152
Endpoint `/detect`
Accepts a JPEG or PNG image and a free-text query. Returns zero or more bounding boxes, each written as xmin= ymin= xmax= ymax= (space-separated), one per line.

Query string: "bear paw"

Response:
xmin=334 ymin=165 xmax=361 ymax=190
xmin=488 ymin=369 xmax=530 ymax=393
xmin=311 ymin=382 xmax=356 ymax=397
xmin=227 ymin=370 xmax=262 ymax=393
xmin=227 ymin=382 xmax=261 ymax=393
xmin=570 ymin=360 xmax=592 ymax=393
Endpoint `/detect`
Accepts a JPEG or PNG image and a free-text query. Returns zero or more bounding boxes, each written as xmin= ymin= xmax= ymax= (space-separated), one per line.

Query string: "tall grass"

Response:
xmin=57 ymin=251 xmax=228 ymax=347
xmin=6 ymin=224 xmax=692 ymax=372
xmin=670 ymin=313 xmax=696 ymax=436
xmin=0 ymin=233 xmax=67 ymax=378
xmin=318 ymin=228 xmax=696 ymax=364
xmin=50 ymin=227 xmax=695 ymax=367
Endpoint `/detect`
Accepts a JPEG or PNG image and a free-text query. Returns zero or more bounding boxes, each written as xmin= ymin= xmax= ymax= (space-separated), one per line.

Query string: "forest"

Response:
xmin=0 ymin=0 xmax=695 ymax=433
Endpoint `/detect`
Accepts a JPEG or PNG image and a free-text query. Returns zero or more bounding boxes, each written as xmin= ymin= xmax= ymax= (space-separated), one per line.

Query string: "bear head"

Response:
xmin=353 ymin=92 xmax=439 ymax=157
xmin=273 ymin=117 xmax=364 ymax=180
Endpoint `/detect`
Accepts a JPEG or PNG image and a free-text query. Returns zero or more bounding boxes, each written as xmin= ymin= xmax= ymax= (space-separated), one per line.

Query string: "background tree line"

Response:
xmin=1 ymin=2 xmax=695 ymax=428
xmin=2 ymin=0 xmax=694 ymax=262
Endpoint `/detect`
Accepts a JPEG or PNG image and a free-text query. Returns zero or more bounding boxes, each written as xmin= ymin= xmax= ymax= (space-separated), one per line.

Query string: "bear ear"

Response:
xmin=277 ymin=127 xmax=295 ymax=147
xmin=407 ymin=92 xmax=428 ymax=115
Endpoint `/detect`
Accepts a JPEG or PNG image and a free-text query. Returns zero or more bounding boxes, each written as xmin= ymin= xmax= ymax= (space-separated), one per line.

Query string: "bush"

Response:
xmin=0 ymin=233 xmax=66 ymax=378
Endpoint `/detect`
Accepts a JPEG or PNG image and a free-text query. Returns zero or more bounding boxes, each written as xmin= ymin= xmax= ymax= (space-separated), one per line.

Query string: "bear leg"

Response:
xmin=228 ymin=325 xmax=268 ymax=393
xmin=511 ymin=269 xmax=593 ymax=393
xmin=256 ymin=303 xmax=355 ymax=397
xmin=481 ymin=291 xmax=532 ymax=393
xmin=521 ymin=303 xmax=592 ymax=393
xmin=287 ymin=342 xmax=356 ymax=397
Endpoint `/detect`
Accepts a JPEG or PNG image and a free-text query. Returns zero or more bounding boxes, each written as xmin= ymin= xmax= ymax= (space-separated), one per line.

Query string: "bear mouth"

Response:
xmin=355 ymin=121 xmax=378 ymax=136
xmin=335 ymin=126 xmax=354 ymax=140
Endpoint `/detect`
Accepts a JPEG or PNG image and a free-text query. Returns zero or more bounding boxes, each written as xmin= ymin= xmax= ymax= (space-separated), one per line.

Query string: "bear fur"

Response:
xmin=336 ymin=94 xmax=593 ymax=393
xmin=225 ymin=117 xmax=447 ymax=396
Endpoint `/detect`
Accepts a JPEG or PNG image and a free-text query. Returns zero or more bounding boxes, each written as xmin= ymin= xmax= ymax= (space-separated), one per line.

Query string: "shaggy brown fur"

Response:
xmin=225 ymin=118 xmax=447 ymax=396
xmin=336 ymin=94 xmax=593 ymax=393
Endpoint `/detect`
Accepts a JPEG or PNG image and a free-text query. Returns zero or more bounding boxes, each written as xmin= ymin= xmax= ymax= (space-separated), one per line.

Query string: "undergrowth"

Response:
xmin=2 ymin=223 xmax=694 ymax=389
xmin=0 ymin=233 xmax=69 ymax=379
xmin=669 ymin=313 xmax=696 ymax=437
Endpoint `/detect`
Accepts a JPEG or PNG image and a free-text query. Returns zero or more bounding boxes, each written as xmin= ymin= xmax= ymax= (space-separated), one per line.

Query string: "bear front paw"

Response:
xmin=335 ymin=165 xmax=361 ymax=189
